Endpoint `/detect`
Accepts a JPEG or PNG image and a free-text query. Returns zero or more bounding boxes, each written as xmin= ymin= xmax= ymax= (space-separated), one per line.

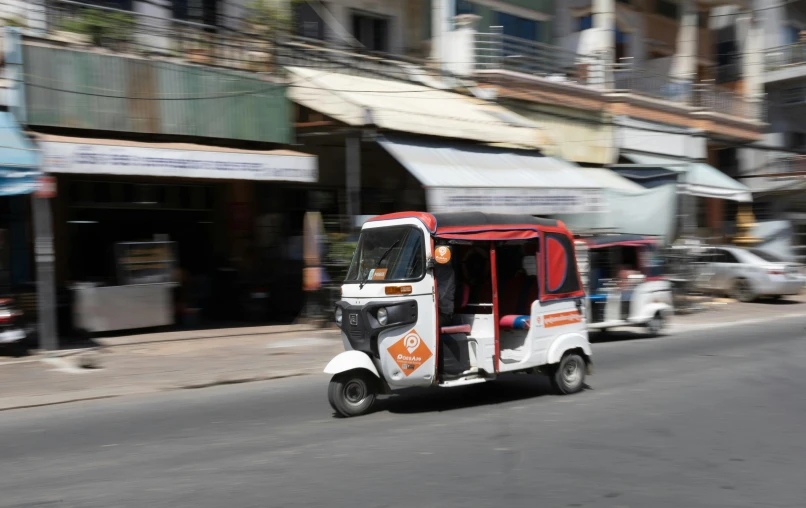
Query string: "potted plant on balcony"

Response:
xmin=60 ymin=7 xmax=135 ymax=50
xmin=242 ymin=0 xmax=301 ymax=72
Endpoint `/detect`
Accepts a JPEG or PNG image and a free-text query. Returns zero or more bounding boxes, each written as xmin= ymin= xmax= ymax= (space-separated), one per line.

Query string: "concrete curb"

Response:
xmin=0 ymin=369 xmax=318 ymax=412
xmin=97 ymin=324 xmax=324 ymax=348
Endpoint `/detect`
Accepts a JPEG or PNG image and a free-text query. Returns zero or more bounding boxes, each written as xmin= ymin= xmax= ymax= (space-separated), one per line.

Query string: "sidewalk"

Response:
xmin=0 ymin=327 xmax=344 ymax=411
xmin=1 ymin=295 xmax=804 ymax=411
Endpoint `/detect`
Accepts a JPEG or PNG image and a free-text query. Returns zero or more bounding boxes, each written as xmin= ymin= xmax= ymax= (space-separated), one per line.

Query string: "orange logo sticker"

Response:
xmin=387 ymin=330 xmax=432 ymax=376
xmin=434 ymin=246 xmax=452 ymax=264
xmin=371 ymin=268 xmax=388 ymax=280
xmin=543 ymin=310 xmax=583 ymax=328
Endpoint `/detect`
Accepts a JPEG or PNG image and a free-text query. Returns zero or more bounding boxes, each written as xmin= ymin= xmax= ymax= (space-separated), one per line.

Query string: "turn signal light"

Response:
xmin=385 ymin=285 xmax=413 ymax=295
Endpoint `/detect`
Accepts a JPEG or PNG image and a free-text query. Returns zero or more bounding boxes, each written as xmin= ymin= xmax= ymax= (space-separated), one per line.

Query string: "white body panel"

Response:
xmin=324 ymin=351 xmax=380 ymax=378
xmin=498 ymin=298 xmax=589 ymax=373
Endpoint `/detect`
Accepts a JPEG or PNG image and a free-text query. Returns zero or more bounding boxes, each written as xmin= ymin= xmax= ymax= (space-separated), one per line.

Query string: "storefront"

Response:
xmin=36 ymin=134 xmax=318 ymax=333
xmin=609 ymin=117 xmax=753 ymax=241
xmin=0 ymin=111 xmax=47 ymax=348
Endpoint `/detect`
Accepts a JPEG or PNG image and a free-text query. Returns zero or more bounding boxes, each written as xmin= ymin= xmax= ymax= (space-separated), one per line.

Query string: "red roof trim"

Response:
xmin=366 ymin=212 xmax=437 ymax=233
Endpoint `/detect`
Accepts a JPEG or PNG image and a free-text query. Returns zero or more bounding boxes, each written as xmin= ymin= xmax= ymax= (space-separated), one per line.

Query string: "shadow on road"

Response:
xmin=371 ymin=375 xmax=559 ymax=416
xmin=589 ymin=330 xmax=661 ymax=344
xmin=755 ymin=297 xmax=801 ymax=305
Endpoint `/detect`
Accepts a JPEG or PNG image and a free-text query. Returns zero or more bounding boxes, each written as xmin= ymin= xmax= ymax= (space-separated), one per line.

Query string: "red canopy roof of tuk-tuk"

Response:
xmin=367 ymin=212 xmax=567 ymax=241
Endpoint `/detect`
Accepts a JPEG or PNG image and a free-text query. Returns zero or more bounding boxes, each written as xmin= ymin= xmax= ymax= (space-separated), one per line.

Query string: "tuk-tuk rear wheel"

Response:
xmin=328 ymin=370 xmax=377 ymax=418
xmin=551 ymin=353 xmax=586 ymax=395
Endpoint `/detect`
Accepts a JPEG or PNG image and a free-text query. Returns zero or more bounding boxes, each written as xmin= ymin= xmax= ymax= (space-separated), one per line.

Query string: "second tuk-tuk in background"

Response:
xmin=574 ymin=234 xmax=673 ymax=336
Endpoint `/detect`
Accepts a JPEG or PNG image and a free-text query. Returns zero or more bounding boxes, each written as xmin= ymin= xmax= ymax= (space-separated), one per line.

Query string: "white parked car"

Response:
xmin=694 ymin=246 xmax=804 ymax=302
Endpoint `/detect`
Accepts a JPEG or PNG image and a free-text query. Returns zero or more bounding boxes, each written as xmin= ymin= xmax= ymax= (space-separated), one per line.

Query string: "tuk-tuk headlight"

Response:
xmin=377 ymin=307 xmax=388 ymax=326
xmin=335 ymin=307 xmax=343 ymax=325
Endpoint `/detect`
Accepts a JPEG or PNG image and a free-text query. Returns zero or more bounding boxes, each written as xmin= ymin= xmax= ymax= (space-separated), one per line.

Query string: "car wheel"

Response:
xmin=647 ymin=312 xmax=665 ymax=336
xmin=733 ymin=278 xmax=756 ymax=303
xmin=328 ymin=370 xmax=377 ymax=418
xmin=550 ymin=353 xmax=586 ymax=395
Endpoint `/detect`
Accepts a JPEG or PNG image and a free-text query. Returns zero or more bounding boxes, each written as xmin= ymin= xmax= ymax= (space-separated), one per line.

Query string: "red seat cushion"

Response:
xmin=499 ymin=315 xmax=531 ymax=330
xmin=441 ymin=324 xmax=472 ymax=335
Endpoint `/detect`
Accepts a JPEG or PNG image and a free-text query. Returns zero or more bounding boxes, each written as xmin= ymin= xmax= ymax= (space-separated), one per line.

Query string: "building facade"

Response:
xmin=738 ymin=0 xmax=806 ymax=261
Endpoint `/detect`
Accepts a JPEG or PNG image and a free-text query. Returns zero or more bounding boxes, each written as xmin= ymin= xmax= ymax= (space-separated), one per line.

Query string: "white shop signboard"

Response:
xmin=427 ymin=187 xmax=607 ymax=215
xmin=40 ymin=141 xmax=318 ymax=183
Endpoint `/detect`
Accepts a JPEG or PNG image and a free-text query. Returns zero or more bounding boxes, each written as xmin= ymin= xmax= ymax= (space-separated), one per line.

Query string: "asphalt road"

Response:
xmin=1 ymin=315 xmax=805 ymax=508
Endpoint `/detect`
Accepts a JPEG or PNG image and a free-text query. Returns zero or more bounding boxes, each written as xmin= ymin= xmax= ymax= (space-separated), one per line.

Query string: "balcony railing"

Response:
xmin=692 ymin=81 xmax=763 ymax=120
xmin=475 ymin=31 xmax=601 ymax=86
xmin=758 ymin=155 xmax=806 ymax=178
xmin=475 ymin=33 xmax=762 ymax=121
xmin=611 ymin=62 xmax=692 ymax=105
xmin=765 ymin=42 xmax=806 ymax=71
xmin=12 ymin=0 xmax=283 ymax=73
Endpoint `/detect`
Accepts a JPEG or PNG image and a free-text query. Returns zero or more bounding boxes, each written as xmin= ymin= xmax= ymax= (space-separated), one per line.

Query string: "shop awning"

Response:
xmin=378 ymin=136 xmax=643 ymax=215
xmin=618 ymin=153 xmax=753 ymax=202
xmin=286 ymin=66 xmax=551 ymax=150
xmin=34 ymin=134 xmax=318 ymax=183
xmin=0 ymin=112 xmax=40 ymax=196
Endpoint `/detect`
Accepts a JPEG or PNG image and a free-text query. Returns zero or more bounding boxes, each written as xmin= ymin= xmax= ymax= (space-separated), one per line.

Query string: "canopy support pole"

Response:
xmin=32 ymin=193 xmax=58 ymax=351
xmin=345 ymin=133 xmax=361 ymax=230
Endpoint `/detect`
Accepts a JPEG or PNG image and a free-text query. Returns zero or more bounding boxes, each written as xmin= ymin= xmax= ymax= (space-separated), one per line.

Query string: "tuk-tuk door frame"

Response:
xmin=490 ymin=241 xmax=500 ymax=374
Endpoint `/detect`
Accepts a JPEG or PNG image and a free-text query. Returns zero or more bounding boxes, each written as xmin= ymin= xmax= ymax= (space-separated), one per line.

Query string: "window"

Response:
xmin=718 ymin=249 xmax=739 ymax=263
xmin=786 ymin=25 xmax=801 ymax=44
xmin=352 ymin=12 xmax=389 ymax=52
xmin=786 ymin=131 xmax=806 ymax=150
xmin=345 ymin=226 xmax=425 ymax=283
xmin=783 ymin=86 xmax=806 ymax=104
xmin=172 ymin=0 xmax=217 ymax=25
xmin=456 ymin=0 xmax=475 ymax=15
xmin=656 ymin=0 xmax=679 ymax=20
xmin=542 ymin=232 xmax=584 ymax=300
xmin=749 ymin=249 xmax=784 ymax=263
xmin=496 ymin=11 xmax=539 ymax=41
xmin=295 ymin=2 xmax=327 ymax=40
xmin=85 ymin=0 xmax=133 ymax=10
xmin=577 ymin=14 xmax=593 ymax=32
xmin=716 ymin=39 xmax=740 ymax=83
xmin=698 ymin=11 xmax=709 ymax=29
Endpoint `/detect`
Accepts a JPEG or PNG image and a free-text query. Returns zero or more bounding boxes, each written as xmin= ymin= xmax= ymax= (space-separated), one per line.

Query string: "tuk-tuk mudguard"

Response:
xmin=546 ymin=332 xmax=593 ymax=366
xmin=636 ymin=302 xmax=673 ymax=321
xmin=324 ymin=351 xmax=380 ymax=378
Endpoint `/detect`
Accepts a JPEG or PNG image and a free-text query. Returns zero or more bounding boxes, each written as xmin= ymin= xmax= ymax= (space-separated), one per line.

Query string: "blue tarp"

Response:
xmin=0 ymin=111 xmax=40 ymax=196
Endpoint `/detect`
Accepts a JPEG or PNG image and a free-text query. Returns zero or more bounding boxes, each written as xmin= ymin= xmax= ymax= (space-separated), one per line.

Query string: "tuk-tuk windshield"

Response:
xmin=345 ymin=226 xmax=425 ymax=283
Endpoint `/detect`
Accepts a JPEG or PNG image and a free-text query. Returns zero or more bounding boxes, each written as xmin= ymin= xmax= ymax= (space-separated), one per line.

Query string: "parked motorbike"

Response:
xmin=0 ymin=298 xmax=27 ymax=354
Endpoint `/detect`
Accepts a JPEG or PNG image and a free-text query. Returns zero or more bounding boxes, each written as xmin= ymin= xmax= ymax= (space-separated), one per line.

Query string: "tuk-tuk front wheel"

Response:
xmin=551 ymin=353 xmax=586 ymax=395
xmin=647 ymin=312 xmax=665 ymax=336
xmin=328 ymin=370 xmax=378 ymax=417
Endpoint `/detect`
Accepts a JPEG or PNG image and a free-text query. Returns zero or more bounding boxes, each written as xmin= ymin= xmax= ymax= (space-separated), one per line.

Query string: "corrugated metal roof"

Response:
xmin=286 ymin=67 xmax=551 ymax=150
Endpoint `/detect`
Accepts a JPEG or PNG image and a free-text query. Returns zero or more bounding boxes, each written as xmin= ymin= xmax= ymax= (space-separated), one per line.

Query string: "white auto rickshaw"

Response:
xmin=325 ymin=212 xmax=593 ymax=417
xmin=574 ymin=234 xmax=673 ymax=336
